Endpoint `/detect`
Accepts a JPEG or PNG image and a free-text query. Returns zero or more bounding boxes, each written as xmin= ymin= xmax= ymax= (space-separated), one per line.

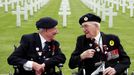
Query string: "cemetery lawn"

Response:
xmin=0 ymin=0 xmax=134 ymax=74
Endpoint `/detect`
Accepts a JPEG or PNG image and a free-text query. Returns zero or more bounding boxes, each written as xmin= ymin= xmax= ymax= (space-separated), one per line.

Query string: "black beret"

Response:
xmin=79 ymin=13 xmax=101 ymax=25
xmin=36 ymin=17 xmax=58 ymax=29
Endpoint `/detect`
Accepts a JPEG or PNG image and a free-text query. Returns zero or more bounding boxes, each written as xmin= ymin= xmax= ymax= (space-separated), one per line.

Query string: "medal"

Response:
xmin=89 ymin=43 xmax=93 ymax=47
xmin=96 ymin=46 xmax=100 ymax=52
xmin=36 ymin=47 xmax=39 ymax=51
xmin=31 ymin=58 xmax=33 ymax=61
xmin=38 ymin=52 xmax=42 ymax=56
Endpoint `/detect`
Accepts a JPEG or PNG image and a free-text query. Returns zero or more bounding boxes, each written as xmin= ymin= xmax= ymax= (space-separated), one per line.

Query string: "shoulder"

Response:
xmin=52 ymin=40 xmax=60 ymax=46
xmin=102 ymin=32 xmax=119 ymax=39
xmin=21 ymin=33 xmax=38 ymax=39
xmin=20 ymin=33 xmax=38 ymax=42
xmin=77 ymin=35 xmax=85 ymax=40
xmin=101 ymin=32 xmax=121 ymax=44
xmin=22 ymin=33 xmax=37 ymax=38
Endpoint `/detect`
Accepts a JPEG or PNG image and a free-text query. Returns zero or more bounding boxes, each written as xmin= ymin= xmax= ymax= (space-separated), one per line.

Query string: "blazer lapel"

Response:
xmin=101 ymin=32 xmax=107 ymax=46
xmin=33 ymin=33 xmax=42 ymax=51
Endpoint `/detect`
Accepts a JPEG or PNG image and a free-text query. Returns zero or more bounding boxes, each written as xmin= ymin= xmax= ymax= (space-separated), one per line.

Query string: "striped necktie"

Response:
xmin=43 ymin=42 xmax=49 ymax=51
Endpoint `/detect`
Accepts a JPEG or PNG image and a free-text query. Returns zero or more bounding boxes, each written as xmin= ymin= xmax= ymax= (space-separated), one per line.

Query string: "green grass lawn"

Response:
xmin=0 ymin=0 xmax=134 ymax=74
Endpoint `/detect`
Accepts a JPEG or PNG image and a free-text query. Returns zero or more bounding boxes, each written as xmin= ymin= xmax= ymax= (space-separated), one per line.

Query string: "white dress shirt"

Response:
xmin=94 ymin=32 xmax=103 ymax=51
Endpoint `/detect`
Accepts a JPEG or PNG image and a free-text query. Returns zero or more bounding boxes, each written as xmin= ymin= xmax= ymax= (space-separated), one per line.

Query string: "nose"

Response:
xmin=82 ymin=27 xmax=86 ymax=32
xmin=55 ymin=28 xmax=59 ymax=34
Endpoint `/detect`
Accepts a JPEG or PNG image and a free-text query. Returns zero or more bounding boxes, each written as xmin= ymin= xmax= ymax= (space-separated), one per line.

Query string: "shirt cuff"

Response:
xmin=23 ymin=61 xmax=33 ymax=71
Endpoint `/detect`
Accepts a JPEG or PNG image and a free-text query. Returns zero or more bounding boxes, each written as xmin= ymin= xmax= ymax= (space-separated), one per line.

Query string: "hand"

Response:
xmin=32 ymin=62 xmax=45 ymax=75
xmin=103 ymin=67 xmax=116 ymax=75
xmin=80 ymin=49 xmax=95 ymax=60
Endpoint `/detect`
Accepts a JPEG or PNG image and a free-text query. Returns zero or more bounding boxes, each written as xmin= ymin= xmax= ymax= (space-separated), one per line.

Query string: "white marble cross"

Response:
xmin=96 ymin=0 xmax=101 ymax=16
xmin=20 ymin=1 xmax=28 ymax=21
xmin=111 ymin=0 xmax=120 ymax=11
xmin=29 ymin=0 xmax=34 ymax=16
xmin=102 ymin=7 xmax=117 ymax=28
xmin=12 ymin=1 xmax=28 ymax=27
xmin=4 ymin=0 xmax=8 ymax=12
xmin=33 ymin=0 xmax=37 ymax=12
xmin=12 ymin=5 xmax=21 ymax=27
xmin=0 ymin=0 xmax=3 ymax=7
xmin=58 ymin=0 xmax=71 ymax=27
xmin=128 ymin=0 xmax=134 ymax=17
xmin=120 ymin=0 xmax=127 ymax=13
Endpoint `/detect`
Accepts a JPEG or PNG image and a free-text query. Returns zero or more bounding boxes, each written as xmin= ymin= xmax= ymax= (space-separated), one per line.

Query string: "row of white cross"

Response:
xmin=81 ymin=0 xmax=134 ymax=28
xmin=0 ymin=0 xmax=71 ymax=28
xmin=0 ymin=0 xmax=49 ymax=27
xmin=58 ymin=0 xmax=71 ymax=27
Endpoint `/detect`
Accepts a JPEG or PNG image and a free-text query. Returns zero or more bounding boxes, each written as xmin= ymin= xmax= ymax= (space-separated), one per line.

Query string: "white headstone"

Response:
xmin=59 ymin=0 xmax=71 ymax=27
xmin=111 ymin=0 xmax=120 ymax=11
xmin=21 ymin=0 xmax=24 ymax=6
xmin=0 ymin=0 xmax=3 ymax=7
xmin=120 ymin=0 xmax=127 ymax=13
xmin=96 ymin=0 xmax=101 ymax=16
xmin=33 ymin=0 xmax=37 ymax=12
xmin=59 ymin=5 xmax=71 ymax=27
xmin=93 ymin=0 xmax=97 ymax=13
xmin=29 ymin=0 xmax=34 ymax=16
xmin=11 ymin=0 xmax=15 ymax=10
xmin=128 ymin=0 xmax=134 ymax=17
xmin=12 ymin=5 xmax=21 ymax=27
xmin=23 ymin=1 xmax=28 ymax=21
xmin=102 ymin=7 xmax=117 ymax=28
xmin=4 ymin=0 xmax=8 ymax=12
xmin=37 ymin=0 xmax=41 ymax=10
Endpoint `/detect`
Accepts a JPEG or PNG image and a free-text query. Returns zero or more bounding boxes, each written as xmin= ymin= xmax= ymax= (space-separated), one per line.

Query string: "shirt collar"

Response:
xmin=94 ymin=32 xmax=101 ymax=43
xmin=39 ymin=33 xmax=46 ymax=45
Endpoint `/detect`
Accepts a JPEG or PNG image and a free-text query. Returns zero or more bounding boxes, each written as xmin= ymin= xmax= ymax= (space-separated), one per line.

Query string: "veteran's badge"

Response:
xmin=38 ymin=52 xmax=42 ymax=56
xmin=109 ymin=40 xmax=114 ymax=46
xmin=84 ymin=17 xmax=88 ymax=21
xmin=36 ymin=47 xmax=39 ymax=51
xmin=89 ymin=43 xmax=93 ymax=47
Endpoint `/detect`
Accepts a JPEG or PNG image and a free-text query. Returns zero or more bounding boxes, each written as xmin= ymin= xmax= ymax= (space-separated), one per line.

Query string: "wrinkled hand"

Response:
xmin=103 ymin=67 xmax=116 ymax=75
xmin=80 ymin=49 xmax=95 ymax=60
xmin=32 ymin=62 xmax=45 ymax=75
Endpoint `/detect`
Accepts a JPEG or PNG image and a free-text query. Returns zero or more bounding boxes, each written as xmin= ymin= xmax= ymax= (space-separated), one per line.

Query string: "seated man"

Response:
xmin=69 ymin=13 xmax=131 ymax=75
xmin=7 ymin=17 xmax=66 ymax=75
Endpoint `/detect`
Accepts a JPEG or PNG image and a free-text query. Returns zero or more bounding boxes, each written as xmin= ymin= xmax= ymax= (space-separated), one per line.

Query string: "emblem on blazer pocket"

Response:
xmin=109 ymin=40 xmax=114 ymax=46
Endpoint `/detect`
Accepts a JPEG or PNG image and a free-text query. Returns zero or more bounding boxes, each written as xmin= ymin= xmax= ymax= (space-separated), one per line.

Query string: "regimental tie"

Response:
xmin=43 ymin=41 xmax=50 ymax=51
xmin=91 ymin=38 xmax=101 ymax=52
xmin=37 ymin=42 xmax=50 ymax=58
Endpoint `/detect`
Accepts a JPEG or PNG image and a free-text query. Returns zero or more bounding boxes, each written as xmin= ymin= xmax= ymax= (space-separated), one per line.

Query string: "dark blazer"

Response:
xmin=7 ymin=33 xmax=66 ymax=75
xmin=69 ymin=32 xmax=131 ymax=75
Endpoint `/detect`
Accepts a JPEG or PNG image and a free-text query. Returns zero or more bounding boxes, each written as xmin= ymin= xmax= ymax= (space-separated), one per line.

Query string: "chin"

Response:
xmin=86 ymin=35 xmax=91 ymax=38
xmin=50 ymin=37 xmax=55 ymax=40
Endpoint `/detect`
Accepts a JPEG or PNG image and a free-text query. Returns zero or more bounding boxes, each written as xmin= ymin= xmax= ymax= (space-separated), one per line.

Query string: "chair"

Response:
xmin=11 ymin=45 xmax=64 ymax=75
xmin=71 ymin=68 xmax=128 ymax=75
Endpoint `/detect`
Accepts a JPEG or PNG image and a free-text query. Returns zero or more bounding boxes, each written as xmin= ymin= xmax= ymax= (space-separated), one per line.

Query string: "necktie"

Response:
xmin=91 ymin=38 xmax=101 ymax=52
xmin=43 ymin=42 xmax=49 ymax=51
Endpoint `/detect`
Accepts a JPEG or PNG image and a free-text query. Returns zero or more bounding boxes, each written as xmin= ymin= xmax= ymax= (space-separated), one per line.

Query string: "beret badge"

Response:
xmin=84 ymin=17 xmax=88 ymax=21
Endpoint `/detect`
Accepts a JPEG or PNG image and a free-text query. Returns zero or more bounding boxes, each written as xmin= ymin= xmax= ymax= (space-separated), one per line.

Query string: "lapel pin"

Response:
xmin=36 ymin=47 xmax=39 ymax=51
xmin=89 ymin=43 xmax=93 ymax=47
xmin=109 ymin=40 xmax=114 ymax=46
xmin=38 ymin=52 xmax=42 ymax=56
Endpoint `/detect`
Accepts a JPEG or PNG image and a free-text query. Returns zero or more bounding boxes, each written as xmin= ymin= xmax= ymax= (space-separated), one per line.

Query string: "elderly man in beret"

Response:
xmin=8 ymin=17 xmax=66 ymax=75
xmin=69 ymin=13 xmax=130 ymax=75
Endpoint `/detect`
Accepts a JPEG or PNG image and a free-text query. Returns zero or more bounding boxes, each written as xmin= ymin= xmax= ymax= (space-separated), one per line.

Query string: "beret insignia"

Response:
xmin=84 ymin=17 xmax=88 ymax=21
